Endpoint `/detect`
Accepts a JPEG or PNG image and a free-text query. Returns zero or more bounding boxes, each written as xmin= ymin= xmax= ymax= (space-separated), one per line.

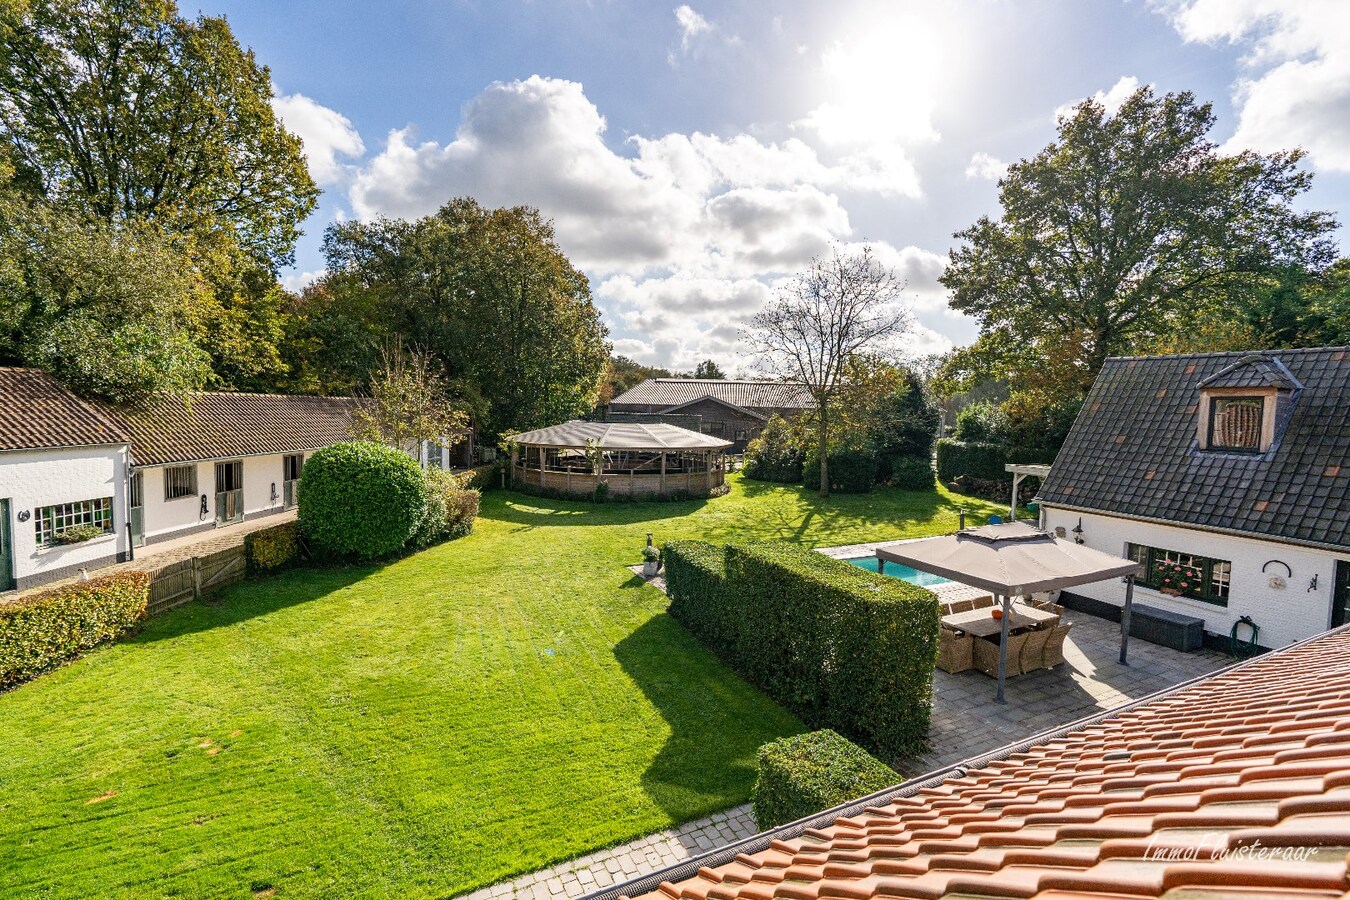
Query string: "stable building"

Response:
xmin=0 ymin=368 xmax=365 ymax=591
xmin=1035 ymin=348 xmax=1350 ymax=651
xmin=607 ymin=379 xmax=814 ymax=452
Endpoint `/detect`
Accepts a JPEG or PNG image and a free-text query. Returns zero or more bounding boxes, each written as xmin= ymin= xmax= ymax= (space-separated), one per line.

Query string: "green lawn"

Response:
xmin=0 ymin=475 xmax=1000 ymax=899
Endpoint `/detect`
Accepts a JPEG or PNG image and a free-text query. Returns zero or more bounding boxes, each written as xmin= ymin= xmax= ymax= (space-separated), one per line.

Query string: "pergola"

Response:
xmin=1005 ymin=462 xmax=1052 ymax=522
xmin=507 ymin=420 xmax=732 ymax=498
xmin=876 ymin=522 xmax=1143 ymax=702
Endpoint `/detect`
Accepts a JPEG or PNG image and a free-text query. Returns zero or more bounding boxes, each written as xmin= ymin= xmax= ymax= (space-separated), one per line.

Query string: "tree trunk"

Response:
xmin=817 ymin=400 xmax=830 ymax=497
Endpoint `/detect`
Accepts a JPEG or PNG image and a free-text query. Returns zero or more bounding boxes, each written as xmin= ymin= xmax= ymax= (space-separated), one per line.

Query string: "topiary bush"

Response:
xmin=298 ymin=441 xmax=429 ymax=560
xmin=1 ymin=571 xmax=149 ymax=690
xmin=886 ymin=456 xmax=936 ymax=491
xmin=752 ymin=729 xmax=898 ymax=829
xmin=665 ymin=540 xmax=939 ymax=758
xmin=742 ymin=415 xmax=805 ymax=483
xmin=244 ymin=520 xmax=302 ymax=572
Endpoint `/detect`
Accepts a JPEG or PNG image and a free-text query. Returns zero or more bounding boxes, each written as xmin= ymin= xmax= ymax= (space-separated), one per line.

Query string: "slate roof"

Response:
xmin=104 ymin=392 xmax=358 ymax=466
xmin=508 ymin=420 xmax=732 ymax=450
xmin=605 ymin=624 xmax=1350 ymax=900
xmin=610 ymin=379 xmax=814 ymax=412
xmin=0 ymin=367 xmax=130 ymax=452
xmin=1037 ymin=347 xmax=1350 ymax=551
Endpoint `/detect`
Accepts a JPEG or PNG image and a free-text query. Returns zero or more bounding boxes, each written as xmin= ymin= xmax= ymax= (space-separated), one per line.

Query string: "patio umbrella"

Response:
xmin=876 ymin=522 xmax=1143 ymax=702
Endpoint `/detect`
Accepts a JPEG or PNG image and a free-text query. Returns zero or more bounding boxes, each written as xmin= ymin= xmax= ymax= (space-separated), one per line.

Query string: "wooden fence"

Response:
xmin=145 ymin=546 xmax=247 ymax=616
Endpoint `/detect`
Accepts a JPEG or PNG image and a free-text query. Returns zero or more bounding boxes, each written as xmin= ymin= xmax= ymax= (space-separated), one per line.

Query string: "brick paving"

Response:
xmin=462 ymin=563 xmax=1232 ymax=900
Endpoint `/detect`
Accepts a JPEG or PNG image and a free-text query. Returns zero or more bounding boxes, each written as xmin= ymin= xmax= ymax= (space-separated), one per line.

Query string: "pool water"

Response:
xmin=845 ymin=556 xmax=951 ymax=587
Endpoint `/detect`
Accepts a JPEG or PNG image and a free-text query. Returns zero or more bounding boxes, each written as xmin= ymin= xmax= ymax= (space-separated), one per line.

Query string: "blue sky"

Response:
xmin=212 ymin=0 xmax=1350 ymax=371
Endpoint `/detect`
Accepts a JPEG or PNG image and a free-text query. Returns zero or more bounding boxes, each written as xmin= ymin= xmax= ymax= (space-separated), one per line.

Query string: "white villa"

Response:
xmin=1036 ymin=348 xmax=1350 ymax=651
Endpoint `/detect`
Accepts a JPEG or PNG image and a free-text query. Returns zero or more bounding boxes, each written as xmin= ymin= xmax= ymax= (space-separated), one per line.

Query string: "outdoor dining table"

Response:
xmin=941 ymin=602 xmax=1059 ymax=638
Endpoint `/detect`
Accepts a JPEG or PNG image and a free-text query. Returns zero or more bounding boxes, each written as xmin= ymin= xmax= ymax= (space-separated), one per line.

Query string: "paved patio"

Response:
xmin=459 ymin=568 xmax=1232 ymax=899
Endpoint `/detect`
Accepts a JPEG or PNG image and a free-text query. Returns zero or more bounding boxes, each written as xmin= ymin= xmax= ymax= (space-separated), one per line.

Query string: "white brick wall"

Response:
xmin=1043 ymin=506 xmax=1344 ymax=648
xmin=0 ymin=444 xmax=131 ymax=587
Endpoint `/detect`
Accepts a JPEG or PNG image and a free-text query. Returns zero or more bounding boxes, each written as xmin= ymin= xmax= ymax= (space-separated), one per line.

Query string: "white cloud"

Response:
xmin=1158 ymin=0 xmax=1350 ymax=171
xmin=281 ymin=269 xmax=325 ymax=293
xmin=271 ymin=89 xmax=365 ymax=185
xmin=346 ymin=75 xmax=958 ymax=369
xmin=964 ymin=151 xmax=1007 ymax=180
xmin=674 ymin=5 xmax=711 ymax=49
xmin=1054 ymin=75 xmax=1141 ymax=123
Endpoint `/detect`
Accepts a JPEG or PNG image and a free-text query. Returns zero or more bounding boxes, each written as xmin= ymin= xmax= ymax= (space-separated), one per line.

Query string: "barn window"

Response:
xmin=164 ymin=465 xmax=198 ymax=500
xmin=34 ymin=497 xmax=114 ymax=546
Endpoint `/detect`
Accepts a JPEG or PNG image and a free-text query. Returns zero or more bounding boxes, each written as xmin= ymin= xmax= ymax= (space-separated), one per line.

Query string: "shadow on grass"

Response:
xmin=129 ymin=564 xmax=375 ymax=644
xmin=612 ymin=613 xmax=802 ymax=819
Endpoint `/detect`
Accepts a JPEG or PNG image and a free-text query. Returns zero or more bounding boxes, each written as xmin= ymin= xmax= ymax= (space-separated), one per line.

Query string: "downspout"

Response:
xmin=124 ymin=444 xmax=134 ymax=563
xmin=583 ymin=622 xmax=1350 ymax=900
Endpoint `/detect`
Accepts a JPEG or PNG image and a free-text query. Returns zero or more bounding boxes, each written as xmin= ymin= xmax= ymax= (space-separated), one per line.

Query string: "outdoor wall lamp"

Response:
xmin=1072 ymin=518 xmax=1085 ymax=544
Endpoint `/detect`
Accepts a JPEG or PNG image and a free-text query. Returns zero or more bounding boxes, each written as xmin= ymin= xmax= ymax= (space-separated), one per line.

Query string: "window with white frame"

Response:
xmin=34 ymin=498 xmax=114 ymax=546
xmin=164 ymin=464 xmax=197 ymax=501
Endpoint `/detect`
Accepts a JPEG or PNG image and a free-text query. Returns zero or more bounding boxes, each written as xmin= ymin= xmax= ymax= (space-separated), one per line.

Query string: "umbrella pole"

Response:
xmin=1120 ymin=574 xmax=1135 ymax=665
xmin=996 ymin=593 xmax=1010 ymax=703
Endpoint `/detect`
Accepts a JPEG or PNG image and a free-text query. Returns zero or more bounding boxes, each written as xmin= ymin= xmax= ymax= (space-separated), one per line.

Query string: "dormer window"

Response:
xmin=1194 ymin=354 xmax=1301 ymax=455
xmin=1208 ymin=396 xmax=1264 ymax=451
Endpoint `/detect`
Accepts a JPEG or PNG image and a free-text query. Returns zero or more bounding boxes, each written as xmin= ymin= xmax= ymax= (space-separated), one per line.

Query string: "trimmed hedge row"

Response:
xmin=664 ymin=540 xmax=939 ymax=758
xmin=244 ymin=520 xmax=302 ymax=572
xmin=802 ymin=448 xmax=878 ymax=494
xmin=1 ymin=571 xmax=149 ymax=690
xmin=935 ymin=438 xmax=1009 ymax=483
xmin=752 ymin=729 xmax=898 ymax=828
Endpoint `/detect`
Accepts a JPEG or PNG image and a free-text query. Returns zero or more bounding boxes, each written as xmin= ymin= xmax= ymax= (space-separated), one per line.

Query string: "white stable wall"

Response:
xmin=0 ymin=444 xmax=131 ymax=588
xmin=139 ymin=453 xmax=299 ymax=544
xmin=1042 ymin=506 xmax=1345 ymax=649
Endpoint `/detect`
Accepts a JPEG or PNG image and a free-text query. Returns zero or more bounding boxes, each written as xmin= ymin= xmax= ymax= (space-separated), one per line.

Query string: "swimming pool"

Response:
xmin=845 ymin=556 xmax=951 ymax=587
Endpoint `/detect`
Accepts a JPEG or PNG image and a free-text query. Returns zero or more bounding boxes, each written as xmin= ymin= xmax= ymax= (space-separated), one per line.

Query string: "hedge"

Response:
xmin=298 ymin=441 xmax=429 ymax=560
xmin=935 ymin=439 xmax=1009 ymax=483
xmin=412 ymin=469 xmax=481 ymax=549
xmin=752 ymin=729 xmax=898 ymax=828
xmin=802 ymin=448 xmax=878 ymax=494
xmin=886 ymin=456 xmax=936 ymax=491
xmin=1 ymin=571 xmax=149 ymax=690
xmin=244 ymin=520 xmax=302 ymax=572
xmin=665 ymin=540 xmax=939 ymax=758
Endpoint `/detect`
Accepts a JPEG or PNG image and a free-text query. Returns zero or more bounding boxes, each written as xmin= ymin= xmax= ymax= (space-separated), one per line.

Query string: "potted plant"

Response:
xmin=1153 ymin=558 xmax=1200 ymax=597
xmin=642 ymin=544 xmax=661 ymax=577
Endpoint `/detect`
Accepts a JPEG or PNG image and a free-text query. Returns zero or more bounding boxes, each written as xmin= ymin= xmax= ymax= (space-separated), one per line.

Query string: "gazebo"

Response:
xmin=876 ymin=522 xmax=1143 ymax=702
xmin=507 ymin=420 xmax=732 ymax=499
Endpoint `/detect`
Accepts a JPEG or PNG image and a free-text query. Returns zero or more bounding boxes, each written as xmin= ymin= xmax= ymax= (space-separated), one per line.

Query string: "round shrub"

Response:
xmin=803 ymin=447 xmax=877 ymax=494
xmin=411 ymin=469 xmax=481 ymax=549
xmin=298 ymin=441 xmax=428 ymax=560
xmin=742 ymin=415 xmax=805 ymax=483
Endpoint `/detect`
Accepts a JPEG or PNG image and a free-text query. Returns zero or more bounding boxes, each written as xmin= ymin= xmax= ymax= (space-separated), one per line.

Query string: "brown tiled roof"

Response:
xmin=0 ymin=367 xmax=130 ymax=451
xmin=104 ymin=392 xmax=358 ymax=466
xmin=610 ymin=379 xmax=815 ymax=412
xmin=607 ymin=626 xmax=1350 ymax=900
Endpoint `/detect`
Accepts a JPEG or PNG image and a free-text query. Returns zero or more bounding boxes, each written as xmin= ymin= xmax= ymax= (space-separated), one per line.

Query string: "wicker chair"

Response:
xmin=1020 ymin=627 xmax=1052 ymax=671
xmin=1043 ymin=623 xmax=1073 ymax=669
xmin=936 ymin=629 xmax=974 ymax=673
xmin=952 ymin=598 xmax=976 ymax=614
xmin=973 ymin=632 xmax=1031 ymax=677
xmin=973 ymin=595 xmax=995 ymax=609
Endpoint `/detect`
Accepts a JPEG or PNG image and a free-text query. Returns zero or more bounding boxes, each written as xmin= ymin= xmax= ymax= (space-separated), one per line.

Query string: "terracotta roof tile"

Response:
xmin=605 ymin=627 xmax=1350 ymax=900
xmin=610 ymin=379 xmax=815 ymax=412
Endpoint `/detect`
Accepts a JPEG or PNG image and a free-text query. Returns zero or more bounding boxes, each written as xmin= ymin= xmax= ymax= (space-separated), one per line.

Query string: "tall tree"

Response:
xmin=0 ymin=0 xmax=317 ymax=269
xmin=691 ymin=359 xmax=726 ymax=379
xmin=320 ymin=198 xmax=610 ymax=439
xmin=941 ymin=87 xmax=1337 ymax=402
xmin=745 ymin=245 xmax=911 ymax=496
xmin=0 ymin=184 xmax=211 ymax=403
